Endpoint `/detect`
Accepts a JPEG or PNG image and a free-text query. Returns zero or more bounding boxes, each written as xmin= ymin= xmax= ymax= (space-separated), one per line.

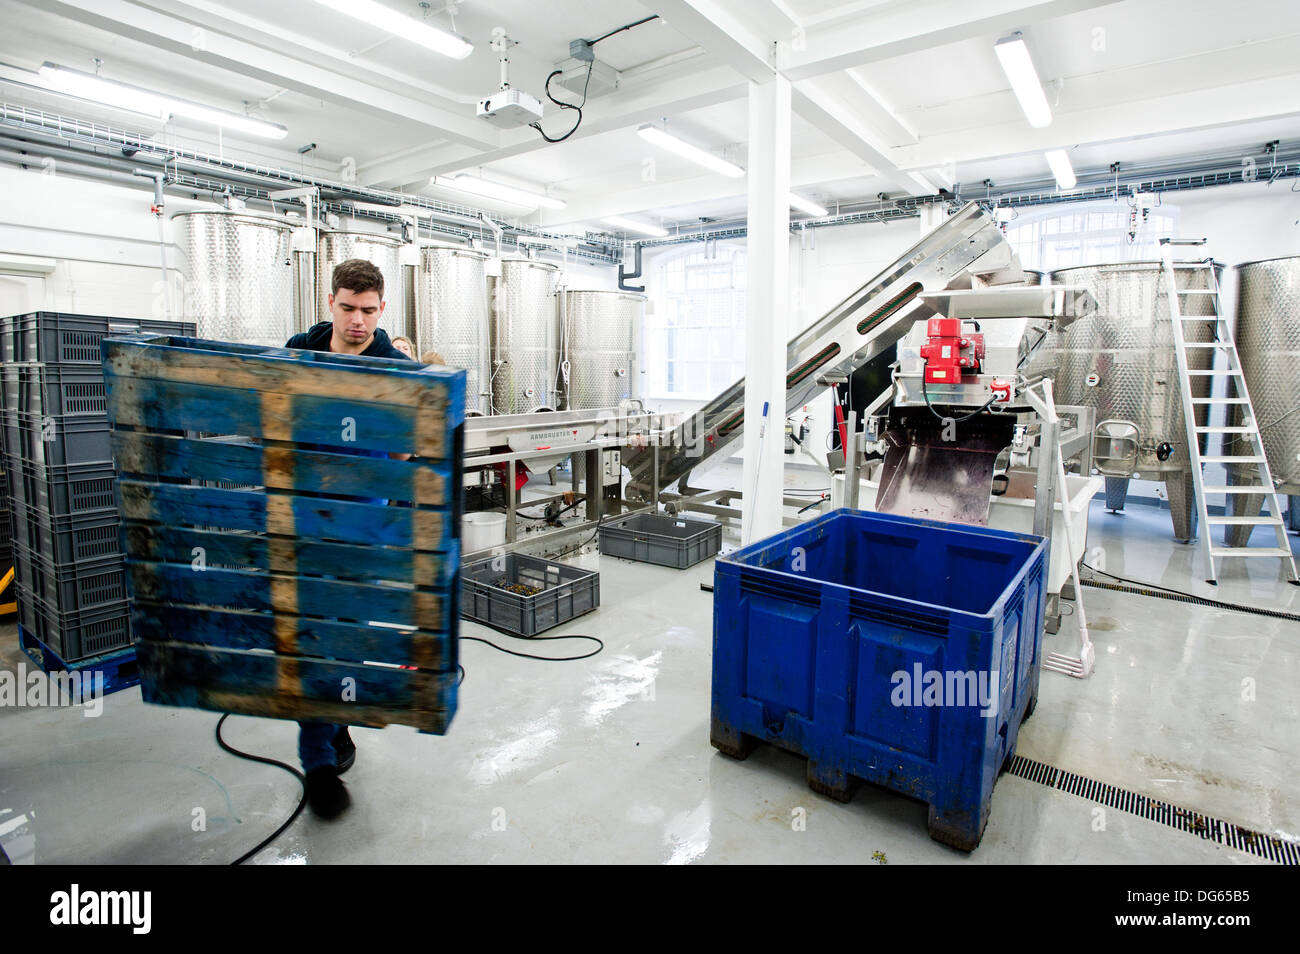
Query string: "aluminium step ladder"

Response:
xmin=1160 ymin=239 xmax=1299 ymax=585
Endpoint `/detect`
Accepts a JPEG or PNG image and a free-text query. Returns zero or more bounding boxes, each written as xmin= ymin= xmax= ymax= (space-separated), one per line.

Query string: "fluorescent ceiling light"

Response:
xmin=311 ymin=0 xmax=472 ymax=59
xmin=430 ymin=174 xmax=566 ymax=210
xmin=637 ymin=124 xmax=744 ymax=178
xmin=788 ymin=193 xmax=828 ymax=217
xmin=166 ymin=101 xmax=288 ymax=140
xmin=994 ymin=33 xmax=1052 ymax=129
xmin=38 ymin=65 xmax=166 ymax=119
xmin=1044 ymin=149 xmax=1076 ymax=190
xmin=36 ymin=64 xmax=288 ymax=139
xmin=601 ymin=215 xmax=668 ymax=238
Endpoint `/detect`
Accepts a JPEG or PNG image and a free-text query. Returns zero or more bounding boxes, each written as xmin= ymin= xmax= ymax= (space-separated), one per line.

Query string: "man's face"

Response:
xmin=329 ymin=286 xmax=385 ymax=350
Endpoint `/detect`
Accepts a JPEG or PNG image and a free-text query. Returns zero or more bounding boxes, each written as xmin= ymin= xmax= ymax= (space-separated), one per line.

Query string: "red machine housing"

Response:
xmin=920 ymin=318 xmax=984 ymax=384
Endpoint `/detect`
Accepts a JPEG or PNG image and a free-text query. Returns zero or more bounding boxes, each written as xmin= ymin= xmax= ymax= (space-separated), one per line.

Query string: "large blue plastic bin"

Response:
xmin=710 ymin=508 xmax=1047 ymax=851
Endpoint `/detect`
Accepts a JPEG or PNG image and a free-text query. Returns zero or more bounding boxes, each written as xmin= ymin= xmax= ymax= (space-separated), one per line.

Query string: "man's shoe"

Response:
xmin=332 ymin=726 xmax=356 ymax=775
xmin=304 ymin=768 xmax=350 ymax=820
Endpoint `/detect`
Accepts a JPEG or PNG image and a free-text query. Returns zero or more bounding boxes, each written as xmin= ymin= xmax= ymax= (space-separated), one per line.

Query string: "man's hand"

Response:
xmin=388 ymin=452 xmax=412 ymax=461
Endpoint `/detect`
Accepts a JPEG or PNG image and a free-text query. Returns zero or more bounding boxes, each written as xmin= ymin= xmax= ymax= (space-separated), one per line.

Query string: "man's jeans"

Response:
xmin=299 ymin=722 xmax=340 ymax=773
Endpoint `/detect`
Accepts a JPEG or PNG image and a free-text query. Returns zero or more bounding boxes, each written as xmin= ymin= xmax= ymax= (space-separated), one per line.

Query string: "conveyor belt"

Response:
xmin=623 ymin=202 xmax=1020 ymax=501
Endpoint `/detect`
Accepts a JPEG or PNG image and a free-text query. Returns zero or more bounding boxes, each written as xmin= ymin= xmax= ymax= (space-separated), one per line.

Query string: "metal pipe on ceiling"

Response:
xmin=631 ymin=150 xmax=1300 ymax=249
xmin=0 ymin=136 xmax=285 ymax=212
xmin=0 ymin=131 xmax=620 ymax=264
xmin=0 ymin=103 xmax=621 ymax=264
xmin=0 ymin=134 xmax=624 ymax=265
xmin=3 ymin=102 xmax=1296 ymax=258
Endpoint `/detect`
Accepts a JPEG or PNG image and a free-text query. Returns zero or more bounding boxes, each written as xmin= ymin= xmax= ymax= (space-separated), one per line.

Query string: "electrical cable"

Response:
xmin=797 ymin=496 xmax=827 ymax=514
xmin=1225 ymin=401 xmax=1300 ymax=457
xmin=213 ymin=618 xmax=578 ymax=866
xmin=920 ymin=359 xmax=997 ymax=423
xmin=529 ymin=60 xmax=593 ymax=144
xmin=461 ymin=629 xmax=604 ymax=662
xmin=1018 ymin=327 xmax=1049 ymax=368
xmin=214 ymin=714 xmax=307 ymax=865
xmin=513 ymin=499 xmax=584 ymax=521
xmin=556 ymin=509 xmax=607 ymax=559
xmin=1080 ymin=562 xmax=1300 ymax=621
xmin=846 ymin=377 xmax=855 ymax=439
xmin=591 ymin=14 xmax=660 ymax=45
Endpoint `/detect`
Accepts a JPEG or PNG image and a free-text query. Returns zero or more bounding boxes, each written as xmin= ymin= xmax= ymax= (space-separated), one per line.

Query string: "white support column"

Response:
xmin=742 ymin=75 xmax=792 ymax=546
xmin=918 ymin=202 xmax=946 ymax=238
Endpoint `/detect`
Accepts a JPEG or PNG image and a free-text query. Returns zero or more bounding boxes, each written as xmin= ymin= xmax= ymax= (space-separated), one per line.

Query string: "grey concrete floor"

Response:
xmin=0 ymin=469 xmax=1295 ymax=864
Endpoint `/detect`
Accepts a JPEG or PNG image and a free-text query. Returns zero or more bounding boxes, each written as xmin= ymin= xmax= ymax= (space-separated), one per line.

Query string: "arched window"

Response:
xmin=1003 ymin=199 xmax=1180 ymax=271
xmin=642 ymin=244 xmax=747 ymax=399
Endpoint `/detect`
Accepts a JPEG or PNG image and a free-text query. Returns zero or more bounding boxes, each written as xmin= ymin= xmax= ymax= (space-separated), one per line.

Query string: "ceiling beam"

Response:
xmin=25 ymin=0 xmax=500 ymax=149
xmin=843 ymin=68 xmax=918 ymax=146
xmin=409 ymin=66 xmax=749 ymax=181
xmin=357 ymin=141 xmax=467 ymax=190
xmin=539 ymin=151 xmax=875 ymax=228
xmin=792 ymin=80 xmax=935 ymax=195
xmin=652 ymin=0 xmax=777 ymax=84
xmin=650 ymin=0 xmax=934 ymax=195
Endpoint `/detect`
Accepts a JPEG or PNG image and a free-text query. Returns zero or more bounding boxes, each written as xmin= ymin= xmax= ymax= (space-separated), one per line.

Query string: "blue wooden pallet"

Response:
xmin=18 ymin=624 xmax=141 ymax=700
xmin=102 ymin=334 xmax=467 ymax=735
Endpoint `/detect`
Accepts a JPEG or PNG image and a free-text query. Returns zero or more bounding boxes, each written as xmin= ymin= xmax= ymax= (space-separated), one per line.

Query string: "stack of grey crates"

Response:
xmin=0 ymin=463 xmax=11 ymax=589
xmin=0 ymin=312 xmax=194 ymax=662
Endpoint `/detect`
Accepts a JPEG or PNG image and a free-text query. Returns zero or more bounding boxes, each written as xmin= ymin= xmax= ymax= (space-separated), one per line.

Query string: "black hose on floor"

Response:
xmin=215 ymin=714 xmax=308 ymax=865
xmin=1080 ymin=565 xmax=1300 ymax=622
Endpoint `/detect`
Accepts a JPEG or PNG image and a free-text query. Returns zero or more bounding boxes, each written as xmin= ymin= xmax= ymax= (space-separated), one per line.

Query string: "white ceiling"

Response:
xmin=1 ymin=0 xmax=1298 ymax=235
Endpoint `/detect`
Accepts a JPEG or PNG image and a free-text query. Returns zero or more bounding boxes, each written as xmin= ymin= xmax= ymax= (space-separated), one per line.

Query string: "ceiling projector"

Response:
xmin=477 ymin=88 xmax=543 ymax=128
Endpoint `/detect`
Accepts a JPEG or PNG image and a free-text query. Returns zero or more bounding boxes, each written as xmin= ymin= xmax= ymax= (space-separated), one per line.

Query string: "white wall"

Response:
xmin=1167 ymin=182 xmax=1300 ymax=336
xmin=1174 ymin=181 xmax=1300 ymax=270
xmin=0 ymin=164 xmax=204 ymax=321
xmin=556 ymin=259 xmax=623 ymax=293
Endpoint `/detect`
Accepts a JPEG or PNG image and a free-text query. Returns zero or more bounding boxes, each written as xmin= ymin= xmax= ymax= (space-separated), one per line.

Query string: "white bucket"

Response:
xmin=463 ymin=512 xmax=507 ymax=553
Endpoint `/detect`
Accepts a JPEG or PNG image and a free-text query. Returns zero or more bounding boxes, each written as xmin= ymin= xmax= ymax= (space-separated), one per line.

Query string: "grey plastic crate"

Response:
xmin=0 ymin=364 xmax=15 ymax=411
xmin=0 ymin=411 xmax=18 ymax=459
xmin=12 ymin=543 xmax=128 ymax=613
xmin=598 ymin=512 xmax=722 ymax=569
xmin=6 ymin=411 xmax=112 ymax=468
xmin=14 ymin=581 xmax=132 ymax=662
xmin=0 ymin=312 xmax=195 ymax=365
xmin=12 ymin=501 xmax=122 ymax=563
xmin=1 ymin=365 xmax=107 ymax=418
xmin=461 ymin=553 xmax=599 ymax=637
xmin=5 ymin=456 xmax=118 ymax=515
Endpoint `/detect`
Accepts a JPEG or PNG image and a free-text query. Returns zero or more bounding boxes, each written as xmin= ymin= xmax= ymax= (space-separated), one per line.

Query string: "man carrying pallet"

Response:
xmin=285 ymin=257 xmax=411 ymax=819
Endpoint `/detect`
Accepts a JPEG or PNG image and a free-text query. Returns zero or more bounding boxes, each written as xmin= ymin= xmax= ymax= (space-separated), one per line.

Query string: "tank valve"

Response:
xmin=1156 ymin=442 xmax=1174 ymax=462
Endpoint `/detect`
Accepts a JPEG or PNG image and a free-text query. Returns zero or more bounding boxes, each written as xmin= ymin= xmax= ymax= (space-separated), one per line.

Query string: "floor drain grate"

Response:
xmin=1006 ymin=755 xmax=1298 ymax=864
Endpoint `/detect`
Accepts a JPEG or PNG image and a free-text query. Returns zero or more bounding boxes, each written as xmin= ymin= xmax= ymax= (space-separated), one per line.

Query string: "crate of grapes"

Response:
xmin=461 ymin=553 xmax=599 ymax=637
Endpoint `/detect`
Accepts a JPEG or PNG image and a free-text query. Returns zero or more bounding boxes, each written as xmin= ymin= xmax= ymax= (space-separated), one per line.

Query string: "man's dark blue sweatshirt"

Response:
xmin=286 ymin=320 xmax=412 ymax=360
